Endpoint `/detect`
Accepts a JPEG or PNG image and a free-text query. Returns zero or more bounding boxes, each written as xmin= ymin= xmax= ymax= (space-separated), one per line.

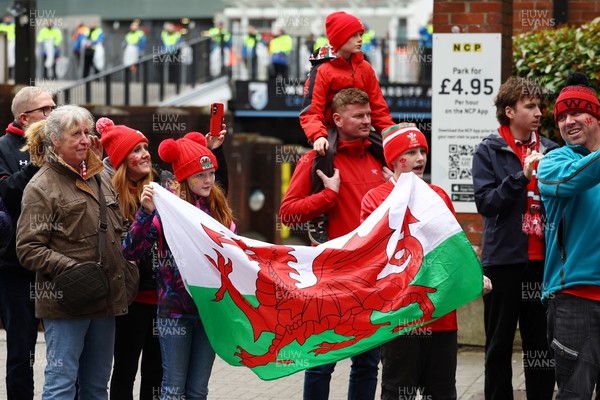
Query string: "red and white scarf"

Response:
xmin=498 ymin=125 xmax=544 ymax=238
xmin=78 ymin=161 xmax=87 ymax=180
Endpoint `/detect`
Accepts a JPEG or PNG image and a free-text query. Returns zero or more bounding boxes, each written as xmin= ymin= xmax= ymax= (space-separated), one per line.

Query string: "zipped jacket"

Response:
xmin=300 ymin=49 xmax=393 ymax=143
xmin=0 ymin=124 xmax=39 ymax=273
xmin=280 ymin=138 xmax=384 ymax=240
xmin=17 ymin=151 xmax=130 ymax=319
xmin=537 ymin=144 xmax=600 ymax=300
xmin=472 ymin=131 xmax=558 ymax=267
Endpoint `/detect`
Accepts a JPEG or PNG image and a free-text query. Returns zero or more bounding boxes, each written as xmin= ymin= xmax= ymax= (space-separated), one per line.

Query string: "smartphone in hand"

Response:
xmin=210 ymin=103 xmax=224 ymax=137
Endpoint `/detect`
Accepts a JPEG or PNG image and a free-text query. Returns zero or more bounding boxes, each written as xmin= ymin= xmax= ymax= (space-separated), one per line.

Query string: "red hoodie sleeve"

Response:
xmin=360 ymin=189 xmax=379 ymax=223
xmin=299 ymin=67 xmax=331 ymax=143
xmin=279 ymin=151 xmax=338 ymax=224
xmin=361 ymin=64 xmax=395 ymax=134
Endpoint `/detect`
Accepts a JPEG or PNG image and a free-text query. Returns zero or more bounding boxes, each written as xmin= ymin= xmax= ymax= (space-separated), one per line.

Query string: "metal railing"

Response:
xmin=54 ymin=32 xmax=429 ymax=106
xmin=225 ymin=33 xmax=426 ymax=84
xmin=56 ymin=36 xmax=214 ymax=106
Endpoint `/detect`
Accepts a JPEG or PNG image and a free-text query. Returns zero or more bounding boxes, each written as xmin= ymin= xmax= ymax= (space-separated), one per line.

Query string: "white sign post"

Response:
xmin=431 ymin=33 xmax=502 ymax=213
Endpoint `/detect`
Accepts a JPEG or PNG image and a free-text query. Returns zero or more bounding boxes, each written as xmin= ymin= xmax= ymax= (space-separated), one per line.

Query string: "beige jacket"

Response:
xmin=17 ymin=150 xmax=133 ymax=319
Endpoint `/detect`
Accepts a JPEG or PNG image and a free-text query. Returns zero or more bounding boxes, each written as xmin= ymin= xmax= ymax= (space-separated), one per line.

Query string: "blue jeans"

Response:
xmin=547 ymin=293 xmax=600 ymax=399
xmin=0 ymin=268 xmax=39 ymax=400
xmin=303 ymin=347 xmax=380 ymax=400
xmin=42 ymin=317 xmax=115 ymax=400
xmin=157 ymin=316 xmax=216 ymax=400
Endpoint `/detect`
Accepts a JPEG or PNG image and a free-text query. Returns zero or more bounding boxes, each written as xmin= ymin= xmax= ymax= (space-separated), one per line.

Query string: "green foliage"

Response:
xmin=513 ymin=17 xmax=600 ymax=141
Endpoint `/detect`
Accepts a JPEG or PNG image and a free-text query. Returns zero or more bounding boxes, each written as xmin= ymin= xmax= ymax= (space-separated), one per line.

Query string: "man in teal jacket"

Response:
xmin=537 ymin=72 xmax=600 ymax=399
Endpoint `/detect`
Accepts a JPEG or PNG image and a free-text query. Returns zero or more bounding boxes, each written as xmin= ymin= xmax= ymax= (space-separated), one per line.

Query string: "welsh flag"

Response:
xmin=151 ymin=173 xmax=483 ymax=380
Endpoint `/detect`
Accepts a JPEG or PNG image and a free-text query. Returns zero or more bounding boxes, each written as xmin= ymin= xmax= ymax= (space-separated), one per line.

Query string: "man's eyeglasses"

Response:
xmin=24 ymin=105 xmax=57 ymax=117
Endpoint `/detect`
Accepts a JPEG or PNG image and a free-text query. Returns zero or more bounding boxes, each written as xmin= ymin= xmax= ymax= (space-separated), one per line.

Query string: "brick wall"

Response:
xmin=433 ymin=0 xmax=513 ymax=80
xmin=513 ymin=0 xmax=553 ymax=33
xmin=568 ymin=1 xmax=600 ymax=26
xmin=513 ymin=0 xmax=599 ymax=34
xmin=436 ymin=0 xmax=600 ymax=35
xmin=433 ymin=0 xmax=508 ymax=34
xmin=456 ymin=213 xmax=484 ymax=257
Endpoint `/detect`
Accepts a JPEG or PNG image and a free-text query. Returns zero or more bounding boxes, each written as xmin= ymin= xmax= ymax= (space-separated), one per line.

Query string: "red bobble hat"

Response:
xmin=158 ymin=132 xmax=218 ymax=182
xmin=382 ymin=123 xmax=429 ymax=168
xmin=553 ymin=74 xmax=600 ymax=123
xmin=97 ymin=117 xmax=148 ymax=169
xmin=325 ymin=11 xmax=365 ymax=52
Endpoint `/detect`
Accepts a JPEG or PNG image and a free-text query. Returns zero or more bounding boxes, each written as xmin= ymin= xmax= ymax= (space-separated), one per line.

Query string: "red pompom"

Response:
xmin=158 ymin=139 xmax=180 ymax=163
xmin=184 ymin=132 xmax=207 ymax=147
xmin=96 ymin=117 xmax=114 ymax=135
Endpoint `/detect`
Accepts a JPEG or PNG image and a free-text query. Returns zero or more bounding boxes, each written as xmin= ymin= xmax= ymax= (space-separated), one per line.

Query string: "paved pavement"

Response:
xmin=206 ymin=348 xmax=527 ymax=400
xmin=0 ymin=329 xmax=531 ymax=399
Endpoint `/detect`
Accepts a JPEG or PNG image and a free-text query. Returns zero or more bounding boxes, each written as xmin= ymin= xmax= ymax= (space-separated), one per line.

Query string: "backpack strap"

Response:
xmin=366 ymin=129 xmax=386 ymax=168
xmin=301 ymin=47 xmax=336 ymax=114
xmin=300 ymin=61 xmax=326 ymax=113
xmin=94 ymin=174 xmax=108 ymax=264
xmin=310 ymin=127 xmax=337 ymax=195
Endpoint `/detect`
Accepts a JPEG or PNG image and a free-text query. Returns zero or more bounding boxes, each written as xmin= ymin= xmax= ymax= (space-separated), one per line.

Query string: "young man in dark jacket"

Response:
xmin=472 ymin=77 xmax=557 ymax=400
xmin=0 ymin=86 xmax=55 ymax=400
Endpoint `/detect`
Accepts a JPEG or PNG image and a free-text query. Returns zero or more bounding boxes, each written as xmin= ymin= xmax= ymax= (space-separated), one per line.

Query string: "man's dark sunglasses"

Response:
xmin=24 ymin=105 xmax=57 ymax=116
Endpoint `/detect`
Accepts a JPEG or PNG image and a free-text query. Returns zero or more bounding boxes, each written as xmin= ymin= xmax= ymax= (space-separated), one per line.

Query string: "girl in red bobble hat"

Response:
xmin=95 ymin=116 xmax=164 ymax=399
xmin=122 ymin=127 xmax=233 ymax=399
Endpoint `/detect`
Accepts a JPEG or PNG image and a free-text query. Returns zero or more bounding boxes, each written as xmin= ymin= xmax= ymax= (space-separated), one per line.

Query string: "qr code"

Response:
xmin=448 ymin=144 xmax=476 ymax=180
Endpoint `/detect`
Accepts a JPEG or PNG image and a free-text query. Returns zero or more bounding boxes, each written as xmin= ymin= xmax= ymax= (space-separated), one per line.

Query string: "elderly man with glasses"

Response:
xmin=0 ymin=86 xmax=55 ymax=400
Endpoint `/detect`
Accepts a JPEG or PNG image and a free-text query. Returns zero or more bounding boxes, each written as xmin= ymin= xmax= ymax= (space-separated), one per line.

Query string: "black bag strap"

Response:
xmin=94 ymin=174 xmax=108 ymax=264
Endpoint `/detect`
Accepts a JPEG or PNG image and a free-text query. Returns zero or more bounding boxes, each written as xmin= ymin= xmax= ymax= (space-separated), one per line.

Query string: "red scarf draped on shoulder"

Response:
xmin=498 ymin=125 xmax=544 ymax=238
xmin=6 ymin=122 xmax=25 ymax=136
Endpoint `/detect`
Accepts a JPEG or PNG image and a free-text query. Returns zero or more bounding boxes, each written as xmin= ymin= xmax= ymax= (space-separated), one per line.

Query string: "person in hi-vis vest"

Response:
xmin=37 ymin=20 xmax=63 ymax=79
xmin=208 ymin=21 xmax=231 ymax=51
xmin=0 ymin=13 xmax=16 ymax=79
xmin=242 ymin=25 xmax=262 ymax=79
xmin=83 ymin=22 xmax=105 ymax=77
xmin=123 ymin=21 xmax=146 ymax=73
xmin=269 ymin=28 xmax=293 ymax=79
xmin=161 ymin=22 xmax=183 ymax=83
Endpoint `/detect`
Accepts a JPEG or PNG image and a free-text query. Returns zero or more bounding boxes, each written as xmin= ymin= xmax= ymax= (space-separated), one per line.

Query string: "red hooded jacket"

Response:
xmin=300 ymin=50 xmax=394 ymax=143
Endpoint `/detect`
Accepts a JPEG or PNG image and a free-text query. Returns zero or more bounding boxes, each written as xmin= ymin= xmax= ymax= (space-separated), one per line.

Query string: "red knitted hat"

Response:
xmin=158 ymin=132 xmax=218 ymax=182
xmin=326 ymin=11 xmax=364 ymax=52
xmin=554 ymin=84 xmax=600 ymax=123
xmin=97 ymin=117 xmax=148 ymax=169
xmin=382 ymin=123 xmax=429 ymax=168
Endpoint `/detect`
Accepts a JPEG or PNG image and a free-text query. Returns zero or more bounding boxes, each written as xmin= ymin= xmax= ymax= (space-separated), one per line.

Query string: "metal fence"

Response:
xmin=48 ymin=29 xmax=428 ymax=106
xmin=224 ymin=33 xmax=425 ymax=83
xmin=55 ymin=36 xmax=213 ymax=106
